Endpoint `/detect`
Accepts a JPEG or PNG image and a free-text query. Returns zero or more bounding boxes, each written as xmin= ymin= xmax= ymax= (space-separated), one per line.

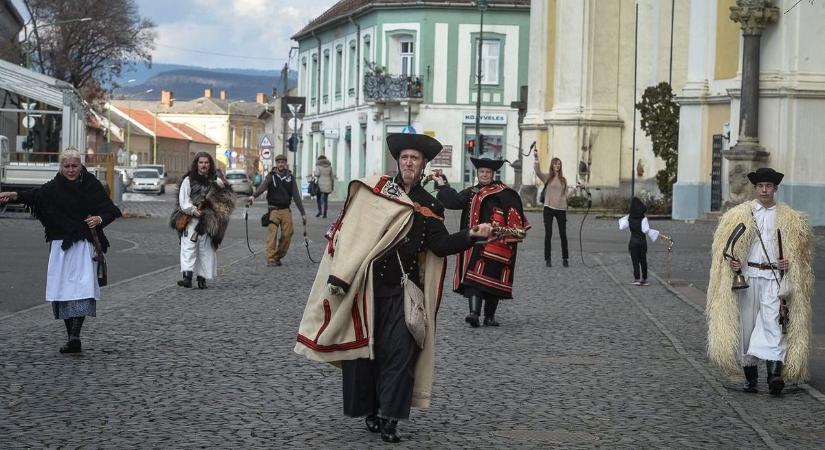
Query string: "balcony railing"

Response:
xmin=364 ymin=75 xmax=423 ymax=102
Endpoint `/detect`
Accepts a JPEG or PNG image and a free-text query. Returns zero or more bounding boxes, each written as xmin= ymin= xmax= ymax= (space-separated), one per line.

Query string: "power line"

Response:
xmin=155 ymin=43 xmax=289 ymax=62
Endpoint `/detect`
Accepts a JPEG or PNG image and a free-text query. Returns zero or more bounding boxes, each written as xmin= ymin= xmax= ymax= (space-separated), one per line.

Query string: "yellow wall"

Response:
xmin=714 ymin=0 xmax=740 ymax=80
xmin=545 ymin=0 xmax=556 ymax=113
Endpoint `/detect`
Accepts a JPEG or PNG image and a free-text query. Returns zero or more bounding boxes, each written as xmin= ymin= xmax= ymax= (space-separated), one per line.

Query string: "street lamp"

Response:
xmin=473 ymin=0 xmax=489 ymax=158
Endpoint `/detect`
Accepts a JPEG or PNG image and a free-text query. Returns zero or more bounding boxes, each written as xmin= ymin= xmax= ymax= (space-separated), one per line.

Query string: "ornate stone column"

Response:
xmin=723 ymin=0 xmax=778 ymax=206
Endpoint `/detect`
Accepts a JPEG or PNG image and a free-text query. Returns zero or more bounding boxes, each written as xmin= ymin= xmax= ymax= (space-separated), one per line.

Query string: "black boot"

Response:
xmin=742 ymin=366 xmax=758 ymax=393
xmin=59 ymin=317 xmax=83 ymax=354
xmin=177 ymin=271 xmax=193 ymax=288
xmin=766 ymin=360 xmax=785 ymax=396
xmin=196 ymin=276 xmax=208 ymax=289
xmin=364 ymin=414 xmax=380 ymax=433
xmin=483 ymin=298 xmax=500 ymax=327
xmin=380 ymin=418 xmax=401 ymax=443
xmin=465 ymin=296 xmax=482 ymax=328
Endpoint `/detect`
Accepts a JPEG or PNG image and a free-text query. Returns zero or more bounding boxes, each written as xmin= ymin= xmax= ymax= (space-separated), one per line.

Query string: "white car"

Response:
xmin=225 ymin=170 xmax=253 ymax=195
xmin=130 ymin=169 xmax=164 ymax=195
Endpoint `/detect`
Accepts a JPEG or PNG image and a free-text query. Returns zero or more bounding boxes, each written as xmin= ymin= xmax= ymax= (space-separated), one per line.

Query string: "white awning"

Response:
xmin=0 ymin=58 xmax=86 ymax=150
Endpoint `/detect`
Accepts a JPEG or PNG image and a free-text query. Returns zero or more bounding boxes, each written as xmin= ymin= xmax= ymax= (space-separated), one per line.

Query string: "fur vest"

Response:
xmin=294 ymin=176 xmax=447 ymax=408
xmin=706 ymin=200 xmax=814 ymax=382
xmin=169 ymin=177 xmax=235 ymax=250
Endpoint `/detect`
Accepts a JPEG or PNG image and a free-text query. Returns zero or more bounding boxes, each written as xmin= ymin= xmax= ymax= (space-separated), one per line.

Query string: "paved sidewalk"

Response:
xmin=1 ymin=209 xmax=824 ymax=448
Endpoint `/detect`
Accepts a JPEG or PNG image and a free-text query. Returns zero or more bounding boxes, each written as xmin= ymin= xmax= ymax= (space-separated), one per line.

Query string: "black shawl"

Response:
xmin=19 ymin=167 xmax=122 ymax=252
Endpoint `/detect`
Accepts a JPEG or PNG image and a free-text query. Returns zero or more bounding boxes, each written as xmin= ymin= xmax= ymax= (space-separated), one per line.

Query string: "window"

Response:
xmin=310 ymin=54 xmax=318 ymax=105
xmin=400 ymin=39 xmax=414 ymax=76
xmin=348 ymin=41 xmax=356 ymax=97
xmin=301 ymin=57 xmax=307 ymax=95
xmin=475 ymin=39 xmax=500 ymax=85
xmin=242 ymin=127 xmax=252 ymax=148
xmin=323 ymin=50 xmax=330 ymax=103
xmin=335 ymin=45 xmax=343 ymax=97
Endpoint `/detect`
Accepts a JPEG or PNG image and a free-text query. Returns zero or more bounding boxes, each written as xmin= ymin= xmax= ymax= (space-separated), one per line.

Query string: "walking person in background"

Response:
xmin=534 ymin=152 xmax=574 ymax=267
xmin=313 ymin=155 xmax=336 ymax=218
xmin=249 ymin=154 xmax=306 ymax=266
xmin=170 ymin=152 xmax=235 ymax=289
xmin=0 ymin=147 xmax=121 ymax=354
xmin=618 ymin=197 xmax=660 ymax=286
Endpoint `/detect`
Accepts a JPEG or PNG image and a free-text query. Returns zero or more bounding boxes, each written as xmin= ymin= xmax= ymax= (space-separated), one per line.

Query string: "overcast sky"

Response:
xmin=14 ymin=0 xmax=339 ymax=71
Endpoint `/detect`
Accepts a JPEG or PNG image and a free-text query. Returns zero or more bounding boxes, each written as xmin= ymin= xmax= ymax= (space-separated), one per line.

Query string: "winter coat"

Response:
xmin=706 ymin=200 xmax=814 ymax=382
xmin=313 ymin=159 xmax=336 ymax=193
xmin=294 ymin=175 xmax=448 ymax=408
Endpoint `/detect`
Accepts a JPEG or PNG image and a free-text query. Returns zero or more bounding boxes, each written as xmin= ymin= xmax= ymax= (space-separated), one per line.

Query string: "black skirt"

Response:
xmin=341 ymin=291 xmax=420 ymax=420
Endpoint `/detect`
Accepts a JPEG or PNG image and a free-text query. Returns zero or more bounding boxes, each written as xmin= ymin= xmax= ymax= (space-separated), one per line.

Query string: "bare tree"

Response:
xmin=22 ymin=0 xmax=155 ymax=101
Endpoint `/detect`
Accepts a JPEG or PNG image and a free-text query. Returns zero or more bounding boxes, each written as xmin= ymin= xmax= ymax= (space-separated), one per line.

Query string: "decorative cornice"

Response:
xmin=730 ymin=0 xmax=778 ymax=35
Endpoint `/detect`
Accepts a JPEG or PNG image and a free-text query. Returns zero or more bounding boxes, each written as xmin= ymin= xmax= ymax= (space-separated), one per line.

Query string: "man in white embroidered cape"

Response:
xmin=294 ymin=130 xmax=491 ymax=443
xmin=706 ymin=167 xmax=814 ymax=396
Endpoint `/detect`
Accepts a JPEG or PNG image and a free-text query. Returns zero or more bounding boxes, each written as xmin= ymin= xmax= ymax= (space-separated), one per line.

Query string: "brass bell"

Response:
xmin=732 ymin=271 xmax=750 ymax=290
xmin=723 ymin=223 xmax=749 ymax=291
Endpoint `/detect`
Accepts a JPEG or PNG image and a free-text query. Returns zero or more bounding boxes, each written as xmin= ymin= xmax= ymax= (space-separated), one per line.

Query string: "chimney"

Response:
xmin=256 ymin=93 xmax=268 ymax=104
xmin=161 ymin=90 xmax=174 ymax=107
xmin=219 ymin=90 xmax=227 ymax=100
xmin=204 ymin=88 xmax=212 ymax=98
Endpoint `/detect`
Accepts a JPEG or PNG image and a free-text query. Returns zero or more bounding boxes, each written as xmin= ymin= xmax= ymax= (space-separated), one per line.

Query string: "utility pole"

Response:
xmin=281 ymin=62 xmax=289 ymax=156
xmin=474 ymin=0 xmax=489 ymax=158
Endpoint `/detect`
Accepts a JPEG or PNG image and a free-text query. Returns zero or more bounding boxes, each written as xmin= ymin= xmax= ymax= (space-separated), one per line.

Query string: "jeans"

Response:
xmin=316 ymin=192 xmax=329 ymax=216
xmin=543 ymin=207 xmax=568 ymax=261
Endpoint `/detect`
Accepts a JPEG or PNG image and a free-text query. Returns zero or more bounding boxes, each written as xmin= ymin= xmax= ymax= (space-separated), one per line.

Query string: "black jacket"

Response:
xmin=252 ymin=169 xmax=306 ymax=215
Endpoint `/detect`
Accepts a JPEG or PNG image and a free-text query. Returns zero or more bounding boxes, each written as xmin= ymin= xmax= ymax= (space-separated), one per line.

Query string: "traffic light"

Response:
xmin=287 ymin=134 xmax=298 ymax=152
xmin=466 ymin=139 xmax=475 ymax=154
xmin=478 ymin=134 xmax=487 ymax=152
xmin=22 ymin=132 xmax=34 ymax=150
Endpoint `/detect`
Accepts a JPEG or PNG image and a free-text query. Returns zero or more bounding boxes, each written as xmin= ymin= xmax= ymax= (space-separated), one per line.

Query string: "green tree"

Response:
xmin=636 ymin=82 xmax=679 ymax=199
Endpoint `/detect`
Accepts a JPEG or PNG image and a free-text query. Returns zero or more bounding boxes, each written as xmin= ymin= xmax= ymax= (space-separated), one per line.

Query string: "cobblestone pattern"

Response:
xmin=2 ymin=209 xmax=824 ymax=447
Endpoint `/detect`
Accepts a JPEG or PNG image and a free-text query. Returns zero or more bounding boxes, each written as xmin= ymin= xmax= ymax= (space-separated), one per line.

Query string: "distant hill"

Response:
xmin=112 ymin=64 xmax=297 ymax=101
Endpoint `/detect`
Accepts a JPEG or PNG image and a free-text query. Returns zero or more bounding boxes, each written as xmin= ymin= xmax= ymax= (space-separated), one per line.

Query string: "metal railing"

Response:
xmin=364 ymin=75 xmax=423 ymax=102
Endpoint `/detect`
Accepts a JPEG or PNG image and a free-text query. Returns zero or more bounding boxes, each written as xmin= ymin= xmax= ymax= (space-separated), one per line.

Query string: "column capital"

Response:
xmin=730 ymin=0 xmax=779 ymax=35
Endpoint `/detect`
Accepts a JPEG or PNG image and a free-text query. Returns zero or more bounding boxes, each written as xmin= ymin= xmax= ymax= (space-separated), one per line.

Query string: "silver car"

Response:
xmin=225 ymin=170 xmax=253 ymax=195
xmin=130 ymin=169 xmax=163 ymax=195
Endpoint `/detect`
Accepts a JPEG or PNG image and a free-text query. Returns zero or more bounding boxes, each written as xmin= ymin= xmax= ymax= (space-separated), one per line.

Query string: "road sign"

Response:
xmin=287 ymin=119 xmax=303 ymax=132
xmin=260 ymin=147 xmax=272 ymax=160
xmin=22 ymin=116 xmax=36 ymax=129
xmin=259 ymin=134 xmax=273 ymax=149
xmin=281 ymin=96 xmax=306 ymax=119
xmin=224 ymin=149 xmax=232 ymax=158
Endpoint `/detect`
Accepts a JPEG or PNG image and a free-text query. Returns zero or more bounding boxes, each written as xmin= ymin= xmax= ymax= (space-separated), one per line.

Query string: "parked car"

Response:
xmin=130 ymin=169 xmax=164 ymax=195
xmin=135 ymin=164 xmax=167 ymax=194
xmin=224 ymin=170 xmax=253 ymax=195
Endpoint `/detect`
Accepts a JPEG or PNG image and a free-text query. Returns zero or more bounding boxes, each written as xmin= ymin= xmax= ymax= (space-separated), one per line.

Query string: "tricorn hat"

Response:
xmin=470 ymin=153 xmax=505 ymax=171
xmin=386 ymin=126 xmax=443 ymax=161
xmin=747 ymin=167 xmax=783 ymax=186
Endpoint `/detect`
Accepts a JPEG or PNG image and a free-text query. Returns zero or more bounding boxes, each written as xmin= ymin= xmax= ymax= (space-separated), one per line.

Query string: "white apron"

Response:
xmin=46 ymin=240 xmax=100 ymax=302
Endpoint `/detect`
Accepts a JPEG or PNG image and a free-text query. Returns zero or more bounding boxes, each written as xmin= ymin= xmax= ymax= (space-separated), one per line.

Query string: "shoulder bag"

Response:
xmin=396 ymin=251 xmax=427 ymax=349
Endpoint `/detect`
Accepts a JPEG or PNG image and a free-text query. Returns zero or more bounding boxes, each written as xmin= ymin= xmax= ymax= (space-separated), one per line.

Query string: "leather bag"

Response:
xmin=174 ymin=213 xmax=190 ymax=232
xmin=397 ymin=251 xmax=427 ymax=349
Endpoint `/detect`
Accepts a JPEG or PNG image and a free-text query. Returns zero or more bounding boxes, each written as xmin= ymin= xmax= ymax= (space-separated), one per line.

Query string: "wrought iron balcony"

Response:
xmin=364 ymin=75 xmax=423 ymax=102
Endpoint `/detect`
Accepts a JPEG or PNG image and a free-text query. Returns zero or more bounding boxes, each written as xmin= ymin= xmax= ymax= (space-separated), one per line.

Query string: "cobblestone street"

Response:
xmin=2 ymin=201 xmax=825 ymax=448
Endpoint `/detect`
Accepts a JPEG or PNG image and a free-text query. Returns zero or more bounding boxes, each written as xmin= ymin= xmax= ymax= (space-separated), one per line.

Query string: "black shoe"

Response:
xmin=563 ymin=259 xmax=569 ymax=267
xmin=177 ymin=271 xmax=193 ymax=288
xmin=483 ymin=316 xmax=500 ymax=327
xmin=766 ymin=360 xmax=785 ymax=396
xmin=545 ymin=260 xmax=552 ymax=267
xmin=59 ymin=338 xmax=81 ymax=354
xmin=465 ymin=296 xmax=482 ymax=328
xmin=196 ymin=276 xmax=208 ymax=289
xmin=380 ymin=419 xmax=401 ymax=443
xmin=742 ymin=366 xmax=758 ymax=393
xmin=365 ymin=415 xmax=380 ymax=433
xmin=315 ymin=211 xmax=322 ymax=217
xmin=483 ymin=298 xmax=500 ymax=326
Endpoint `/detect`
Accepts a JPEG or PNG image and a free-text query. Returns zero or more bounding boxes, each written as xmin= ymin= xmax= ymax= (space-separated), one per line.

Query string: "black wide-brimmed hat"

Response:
xmin=470 ymin=153 xmax=505 ymax=171
xmin=747 ymin=167 xmax=783 ymax=186
xmin=387 ymin=127 xmax=443 ymax=161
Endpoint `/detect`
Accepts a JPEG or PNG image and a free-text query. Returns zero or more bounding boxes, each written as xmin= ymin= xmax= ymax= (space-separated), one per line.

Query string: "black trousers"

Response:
xmin=543 ymin=207 xmax=568 ymax=261
xmin=342 ymin=292 xmax=420 ymax=420
xmin=629 ymin=240 xmax=648 ymax=280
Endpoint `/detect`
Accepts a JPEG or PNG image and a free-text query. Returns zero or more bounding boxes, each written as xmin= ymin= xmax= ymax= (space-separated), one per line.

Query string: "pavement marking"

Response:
xmin=649 ymin=268 xmax=825 ymax=407
xmin=595 ymin=255 xmax=783 ymax=450
xmin=112 ymin=236 xmax=140 ymax=253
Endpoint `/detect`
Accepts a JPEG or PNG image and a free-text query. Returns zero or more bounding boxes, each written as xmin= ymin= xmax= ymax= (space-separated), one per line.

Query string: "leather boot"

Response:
xmin=380 ymin=418 xmax=401 ymax=443
xmin=364 ymin=414 xmax=380 ymax=433
xmin=465 ymin=296 xmax=482 ymax=328
xmin=483 ymin=298 xmax=500 ymax=327
xmin=196 ymin=276 xmax=208 ymax=289
xmin=177 ymin=271 xmax=193 ymax=288
xmin=766 ymin=360 xmax=785 ymax=396
xmin=742 ymin=366 xmax=758 ymax=393
xmin=59 ymin=317 xmax=82 ymax=354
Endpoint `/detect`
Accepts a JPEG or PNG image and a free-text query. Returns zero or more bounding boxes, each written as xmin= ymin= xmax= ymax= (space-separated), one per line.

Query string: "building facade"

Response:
xmin=293 ymin=0 xmax=530 ymax=198
xmin=674 ymin=0 xmax=825 ymax=225
xmin=521 ymin=0 xmax=691 ymax=205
